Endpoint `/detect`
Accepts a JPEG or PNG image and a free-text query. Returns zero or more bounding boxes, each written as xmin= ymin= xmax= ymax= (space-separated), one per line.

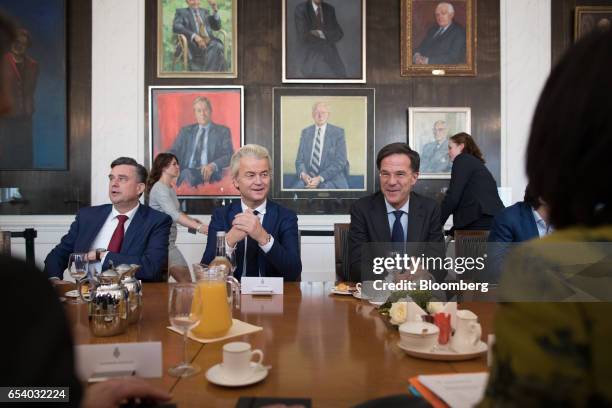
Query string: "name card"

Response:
xmin=241 ymin=277 xmax=284 ymax=295
xmin=75 ymin=342 xmax=162 ymax=382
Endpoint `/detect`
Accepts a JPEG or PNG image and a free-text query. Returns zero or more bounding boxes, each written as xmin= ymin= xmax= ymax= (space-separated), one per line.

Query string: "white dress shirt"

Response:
xmin=89 ymin=204 xmax=140 ymax=271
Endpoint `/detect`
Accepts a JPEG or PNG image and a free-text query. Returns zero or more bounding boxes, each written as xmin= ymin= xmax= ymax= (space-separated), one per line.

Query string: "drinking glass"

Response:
xmin=168 ymin=283 xmax=201 ymax=377
xmin=68 ymin=253 xmax=89 ymax=304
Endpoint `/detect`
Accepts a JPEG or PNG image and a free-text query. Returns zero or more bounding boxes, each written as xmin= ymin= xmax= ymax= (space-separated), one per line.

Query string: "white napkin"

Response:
xmin=406 ymin=302 xmax=427 ymax=322
xmin=167 ymin=318 xmax=263 ymax=344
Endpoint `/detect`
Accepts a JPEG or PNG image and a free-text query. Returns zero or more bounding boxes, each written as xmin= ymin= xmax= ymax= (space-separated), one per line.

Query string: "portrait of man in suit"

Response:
xmin=413 ymin=2 xmax=466 ymax=65
xmin=172 ymin=0 xmax=227 ymax=72
xmin=0 ymin=28 xmax=38 ymax=169
xmin=293 ymin=102 xmax=349 ymax=189
xmin=293 ymin=0 xmax=346 ymax=78
xmin=420 ymin=120 xmax=451 ymax=173
xmin=168 ymin=96 xmax=234 ymax=188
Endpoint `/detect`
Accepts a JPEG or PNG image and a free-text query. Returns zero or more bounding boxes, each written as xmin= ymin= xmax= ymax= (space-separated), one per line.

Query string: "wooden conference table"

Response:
xmin=66 ymin=282 xmax=495 ymax=407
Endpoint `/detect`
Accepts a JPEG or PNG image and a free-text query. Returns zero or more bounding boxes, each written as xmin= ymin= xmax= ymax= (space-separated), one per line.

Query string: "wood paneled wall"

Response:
xmin=146 ymin=0 xmax=501 ymax=214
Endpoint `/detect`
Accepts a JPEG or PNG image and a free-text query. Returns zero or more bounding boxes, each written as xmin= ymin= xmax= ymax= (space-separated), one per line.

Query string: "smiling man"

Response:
xmin=348 ymin=143 xmax=445 ymax=282
xmin=169 ymin=96 xmax=233 ymax=187
xmin=202 ymin=144 xmax=302 ymax=281
xmin=44 ymin=157 xmax=172 ymax=281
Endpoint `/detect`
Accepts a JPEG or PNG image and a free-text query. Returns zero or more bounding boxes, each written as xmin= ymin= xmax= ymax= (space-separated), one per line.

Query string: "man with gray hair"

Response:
xmin=202 ymin=144 xmax=302 ymax=280
xmin=420 ymin=120 xmax=451 ymax=173
xmin=168 ymin=95 xmax=233 ymax=187
xmin=413 ymin=1 xmax=466 ymax=65
xmin=293 ymin=101 xmax=349 ymax=189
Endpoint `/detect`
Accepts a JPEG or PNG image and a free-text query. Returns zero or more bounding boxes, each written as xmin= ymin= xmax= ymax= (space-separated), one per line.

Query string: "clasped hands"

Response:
xmin=413 ymin=52 xmax=429 ymax=65
xmin=300 ymin=172 xmax=322 ymax=189
xmin=226 ymin=208 xmax=270 ymax=247
xmin=200 ymin=163 xmax=216 ymax=183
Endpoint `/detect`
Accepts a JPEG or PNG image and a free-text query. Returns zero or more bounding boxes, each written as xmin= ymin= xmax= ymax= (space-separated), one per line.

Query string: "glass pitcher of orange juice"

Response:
xmin=191 ymin=264 xmax=241 ymax=338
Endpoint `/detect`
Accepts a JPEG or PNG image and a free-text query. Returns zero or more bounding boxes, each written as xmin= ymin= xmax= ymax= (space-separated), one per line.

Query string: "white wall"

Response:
xmin=500 ymin=0 xmax=551 ymax=202
xmin=0 ymin=0 xmax=551 ymax=280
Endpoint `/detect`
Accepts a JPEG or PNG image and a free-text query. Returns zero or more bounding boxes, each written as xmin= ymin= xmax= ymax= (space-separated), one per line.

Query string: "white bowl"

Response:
xmin=398 ymin=321 xmax=439 ymax=351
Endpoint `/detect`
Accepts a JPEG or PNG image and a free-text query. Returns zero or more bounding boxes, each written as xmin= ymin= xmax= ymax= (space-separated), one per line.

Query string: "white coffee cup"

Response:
xmin=221 ymin=342 xmax=264 ymax=381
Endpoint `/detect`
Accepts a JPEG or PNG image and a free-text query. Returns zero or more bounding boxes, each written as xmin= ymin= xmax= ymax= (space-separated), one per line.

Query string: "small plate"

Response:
xmin=331 ymin=288 xmax=352 ymax=296
xmin=206 ymin=362 xmax=268 ymax=387
xmin=352 ymin=291 xmax=370 ymax=300
xmin=398 ymin=340 xmax=487 ymax=361
xmin=65 ymin=289 xmax=89 ymax=300
xmin=368 ymin=300 xmax=385 ymax=307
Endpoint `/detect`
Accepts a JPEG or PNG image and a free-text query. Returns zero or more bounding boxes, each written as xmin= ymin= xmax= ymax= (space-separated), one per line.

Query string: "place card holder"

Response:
xmin=241 ymin=277 xmax=283 ymax=295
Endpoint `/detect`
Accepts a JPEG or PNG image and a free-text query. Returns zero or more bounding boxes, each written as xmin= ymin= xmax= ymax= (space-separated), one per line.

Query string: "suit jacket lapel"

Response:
xmin=371 ymin=194 xmax=392 ymax=242
xmin=122 ymin=204 xmax=145 ymax=252
xmin=407 ymin=194 xmax=424 ymax=242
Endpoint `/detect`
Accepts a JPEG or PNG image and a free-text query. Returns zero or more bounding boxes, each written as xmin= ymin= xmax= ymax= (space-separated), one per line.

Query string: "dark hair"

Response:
xmin=110 ymin=157 xmax=148 ymax=184
xmin=526 ymin=30 xmax=612 ymax=228
xmin=523 ymin=183 xmax=540 ymax=210
xmin=146 ymin=153 xmax=178 ymax=194
xmin=450 ymin=133 xmax=485 ymax=163
xmin=376 ymin=143 xmax=420 ymax=173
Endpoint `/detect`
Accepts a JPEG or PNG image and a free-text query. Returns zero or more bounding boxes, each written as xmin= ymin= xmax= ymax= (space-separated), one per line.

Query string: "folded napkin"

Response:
xmin=167 ymin=319 xmax=263 ymax=344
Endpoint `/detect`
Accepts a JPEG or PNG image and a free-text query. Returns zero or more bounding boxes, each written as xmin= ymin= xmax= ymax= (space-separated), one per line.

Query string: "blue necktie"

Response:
xmin=391 ymin=210 xmax=405 ymax=243
xmin=243 ymin=210 xmax=261 ymax=277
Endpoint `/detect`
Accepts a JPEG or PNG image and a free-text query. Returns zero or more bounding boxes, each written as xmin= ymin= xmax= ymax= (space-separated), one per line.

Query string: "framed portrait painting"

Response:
xmin=282 ymin=0 xmax=366 ymax=83
xmin=273 ymin=88 xmax=375 ymax=200
xmin=156 ymin=0 xmax=237 ymax=78
xmin=401 ymin=0 xmax=476 ymax=76
xmin=575 ymin=6 xmax=612 ymax=41
xmin=408 ymin=107 xmax=471 ymax=179
xmin=0 ymin=0 xmax=67 ymax=170
xmin=148 ymin=86 xmax=244 ymax=198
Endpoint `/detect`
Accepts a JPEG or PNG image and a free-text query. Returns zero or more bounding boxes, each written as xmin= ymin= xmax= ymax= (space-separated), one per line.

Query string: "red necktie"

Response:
xmin=107 ymin=215 xmax=128 ymax=253
xmin=316 ymin=7 xmax=323 ymax=28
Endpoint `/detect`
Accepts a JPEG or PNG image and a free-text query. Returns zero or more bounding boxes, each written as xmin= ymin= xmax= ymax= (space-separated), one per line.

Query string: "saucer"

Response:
xmin=65 ymin=290 xmax=90 ymax=300
xmin=352 ymin=291 xmax=370 ymax=300
xmin=398 ymin=340 xmax=487 ymax=361
xmin=368 ymin=299 xmax=385 ymax=307
xmin=206 ymin=362 xmax=268 ymax=387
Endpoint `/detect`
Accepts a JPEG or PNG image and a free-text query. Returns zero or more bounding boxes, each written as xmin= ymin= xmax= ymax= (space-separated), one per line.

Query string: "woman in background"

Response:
xmin=440 ymin=133 xmax=504 ymax=232
xmin=147 ymin=153 xmax=208 ymax=282
xmin=479 ymin=29 xmax=612 ymax=406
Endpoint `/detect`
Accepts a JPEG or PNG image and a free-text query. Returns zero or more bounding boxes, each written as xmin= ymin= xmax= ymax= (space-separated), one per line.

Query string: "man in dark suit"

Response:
xmin=294 ymin=102 xmax=349 ymax=189
xmin=169 ymin=96 xmax=233 ymax=187
xmin=44 ymin=157 xmax=172 ymax=282
xmin=294 ymin=0 xmax=346 ymax=78
xmin=202 ymin=144 xmax=302 ymax=281
xmin=413 ymin=2 xmax=466 ymax=65
xmin=486 ymin=185 xmax=551 ymax=282
xmin=349 ymin=143 xmax=445 ymax=282
xmin=172 ymin=0 xmax=226 ymax=72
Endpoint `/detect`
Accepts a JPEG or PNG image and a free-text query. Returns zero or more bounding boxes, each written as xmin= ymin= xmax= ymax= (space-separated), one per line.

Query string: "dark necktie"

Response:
xmin=191 ymin=127 xmax=205 ymax=168
xmin=315 ymin=6 xmax=323 ymax=28
xmin=107 ymin=215 xmax=128 ymax=253
xmin=391 ymin=211 xmax=405 ymax=243
xmin=309 ymin=127 xmax=322 ymax=177
xmin=243 ymin=210 xmax=261 ymax=277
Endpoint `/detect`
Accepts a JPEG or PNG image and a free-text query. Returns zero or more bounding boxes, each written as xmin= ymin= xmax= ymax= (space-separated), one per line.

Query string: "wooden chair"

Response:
xmin=172 ymin=30 xmax=228 ymax=71
xmin=334 ymin=223 xmax=351 ymax=283
xmin=0 ymin=231 xmax=10 ymax=256
xmin=453 ymin=229 xmax=490 ymax=281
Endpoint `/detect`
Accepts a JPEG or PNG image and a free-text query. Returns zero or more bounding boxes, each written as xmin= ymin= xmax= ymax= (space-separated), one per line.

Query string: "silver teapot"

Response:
xmin=116 ymin=264 xmax=143 ymax=324
xmin=79 ymin=268 xmax=129 ymax=337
